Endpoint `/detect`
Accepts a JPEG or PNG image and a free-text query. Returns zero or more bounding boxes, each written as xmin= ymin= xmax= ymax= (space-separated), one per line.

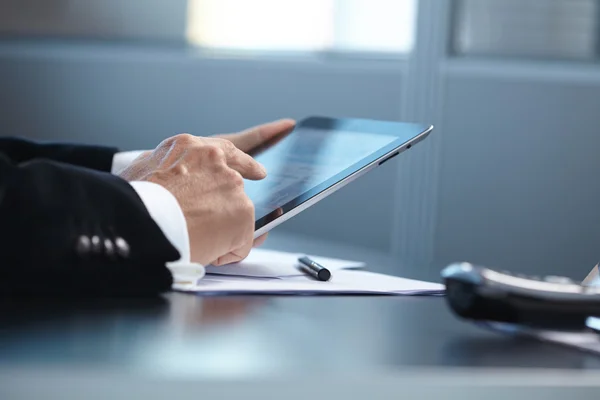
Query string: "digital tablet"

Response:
xmin=247 ymin=117 xmax=433 ymax=238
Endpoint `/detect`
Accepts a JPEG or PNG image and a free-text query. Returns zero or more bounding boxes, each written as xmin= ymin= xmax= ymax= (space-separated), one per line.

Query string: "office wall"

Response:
xmin=0 ymin=42 xmax=406 ymax=252
xmin=434 ymin=61 xmax=600 ymax=279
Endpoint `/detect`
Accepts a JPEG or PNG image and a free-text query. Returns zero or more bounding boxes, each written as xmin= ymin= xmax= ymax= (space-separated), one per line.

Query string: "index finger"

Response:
xmin=220 ymin=119 xmax=296 ymax=155
xmin=220 ymin=140 xmax=267 ymax=180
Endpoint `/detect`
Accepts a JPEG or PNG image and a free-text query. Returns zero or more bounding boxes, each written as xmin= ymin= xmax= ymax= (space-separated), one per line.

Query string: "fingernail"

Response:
xmin=259 ymin=163 xmax=267 ymax=176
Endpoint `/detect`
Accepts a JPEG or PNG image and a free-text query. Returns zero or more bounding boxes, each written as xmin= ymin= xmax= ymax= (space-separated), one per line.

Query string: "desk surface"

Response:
xmin=1 ymin=233 xmax=600 ymax=399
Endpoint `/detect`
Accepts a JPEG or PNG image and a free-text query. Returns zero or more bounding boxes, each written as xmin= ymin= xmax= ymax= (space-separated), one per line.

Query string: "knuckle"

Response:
xmin=226 ymin=169 xmax=244 ymax=188
xmin=204 ymin=145 xmax=225 ymax=161
xmin=217 ymin=138 xmax=238 ymax=155
xmin=221 ymin=139 xmax=236 ymax=151
xmin=241 ymin=196 xmax=255 ymax=215
xmin=173 ymin=133 xmax=195 ymax=145
xmin=172 ymin=162 xmax=188 ymax=175
xmin=177 ymin=133 xmax=195 ymax=144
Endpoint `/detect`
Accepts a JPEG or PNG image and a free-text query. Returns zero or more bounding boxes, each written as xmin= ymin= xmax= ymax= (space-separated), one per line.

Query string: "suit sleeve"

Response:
xmin=0 ymin=154 xmax=180 ymax=297
xmin=0 ymin=137 xmax=118 ymax=172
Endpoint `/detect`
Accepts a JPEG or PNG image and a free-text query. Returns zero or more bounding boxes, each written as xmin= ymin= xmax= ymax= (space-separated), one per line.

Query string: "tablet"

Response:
xmin=247 ymin=117 xmax=433 ymax=238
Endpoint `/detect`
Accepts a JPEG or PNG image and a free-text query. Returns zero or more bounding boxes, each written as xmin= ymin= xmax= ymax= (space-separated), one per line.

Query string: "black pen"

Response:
xmin=298 ymin=256 xmax=331 ymax=282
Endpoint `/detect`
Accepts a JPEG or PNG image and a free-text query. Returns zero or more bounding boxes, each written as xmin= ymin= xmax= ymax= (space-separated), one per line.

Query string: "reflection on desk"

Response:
xmin=1 ymin=294 xmax=599 ymax=377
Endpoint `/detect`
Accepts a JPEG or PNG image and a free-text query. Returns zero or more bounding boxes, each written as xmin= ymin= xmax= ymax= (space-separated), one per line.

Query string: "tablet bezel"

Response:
xmin=252 ymin=117 xmax=433 ymax=237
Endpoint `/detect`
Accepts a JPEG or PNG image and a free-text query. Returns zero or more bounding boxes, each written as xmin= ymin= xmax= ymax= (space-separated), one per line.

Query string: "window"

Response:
xmin=453 ymin=0 xmax=599 ymax=60
xmin=187 ymin=0 xmax=417 ymax=53
xmin=0 ymin=0 xmax=417 ymax=55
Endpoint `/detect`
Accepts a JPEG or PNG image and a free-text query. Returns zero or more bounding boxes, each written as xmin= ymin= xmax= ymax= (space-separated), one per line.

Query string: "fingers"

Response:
xmin=211 ymin=193 xmax=255 ymax=266
xmin=166 ymin=133 xmax=266 ymax=180
xmin=217 ymin=139 xmax=267 ymax=180
xmin=253 ymin=233 xmax=269 ymax=248
xmin=217 ymin=119 xmax=296 ymax=154
xmin=211 ymin=232 xmax=270 ymax=265
xmin=213 ymin=239 xmax=254 ymax=266
xmin=212 ymin=252 xmax=242 ymax=266
xmin=211 ymin=231 xmax=268 ymax=266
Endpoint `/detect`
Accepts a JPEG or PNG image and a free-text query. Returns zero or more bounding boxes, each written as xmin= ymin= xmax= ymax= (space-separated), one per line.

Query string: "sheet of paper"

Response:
xmin=582 ymin=264 xmax=600 ymax=286
xmin=173 ymin=269 xmax=444 ymax=296
xmin=204 ymin=248 xmax=365 ymax=278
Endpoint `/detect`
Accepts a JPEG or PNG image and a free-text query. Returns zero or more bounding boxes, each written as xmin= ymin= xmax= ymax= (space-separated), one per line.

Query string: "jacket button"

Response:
xmin=115 ymin=237 xmax=130 ymax=258
xmin=76 ymin=235 xmax=91 ymax=256
xmin=91 ymin=236 xmax=102 ymax=254
xmin=104 ymin=238 xmax=115 ymax=258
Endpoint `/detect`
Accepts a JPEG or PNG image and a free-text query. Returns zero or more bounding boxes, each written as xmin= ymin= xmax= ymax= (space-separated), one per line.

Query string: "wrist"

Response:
xmin=128 ymin=181 xmax=191 ymax=263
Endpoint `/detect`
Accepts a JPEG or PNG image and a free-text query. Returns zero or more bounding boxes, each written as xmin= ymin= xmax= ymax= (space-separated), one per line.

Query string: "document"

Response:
xmin=204 ymin=248 xmax=365 ymax=278
xmin=174 ymin=270 xmax=444 ymax=295
xmin=173 ymin=248 xmax=444 ymax=296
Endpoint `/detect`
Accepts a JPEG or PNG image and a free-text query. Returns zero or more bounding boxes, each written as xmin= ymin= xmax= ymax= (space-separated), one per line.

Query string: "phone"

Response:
xmin=441 ymin=262 xmax=600 ymax=330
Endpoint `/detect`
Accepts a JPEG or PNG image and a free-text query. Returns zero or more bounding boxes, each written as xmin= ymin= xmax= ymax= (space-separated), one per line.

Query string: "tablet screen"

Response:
xmin=245 ymin=117 xmax=430 ymax=231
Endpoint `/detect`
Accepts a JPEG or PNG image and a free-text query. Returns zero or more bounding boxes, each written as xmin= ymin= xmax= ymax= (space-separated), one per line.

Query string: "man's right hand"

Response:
xmin=118 ymin=134 xmax=266 ymax=266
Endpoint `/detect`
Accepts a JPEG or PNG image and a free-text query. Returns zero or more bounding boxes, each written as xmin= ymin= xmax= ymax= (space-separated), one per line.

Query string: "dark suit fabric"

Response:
xmin=0 ymin=138 xmax=178 ymax=297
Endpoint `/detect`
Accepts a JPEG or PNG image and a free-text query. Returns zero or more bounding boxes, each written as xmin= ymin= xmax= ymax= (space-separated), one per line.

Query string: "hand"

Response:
xmin=213 ymin=118 xmax=296 ymax=253
xmin=118 ymin=134 xmax=266 ymax=266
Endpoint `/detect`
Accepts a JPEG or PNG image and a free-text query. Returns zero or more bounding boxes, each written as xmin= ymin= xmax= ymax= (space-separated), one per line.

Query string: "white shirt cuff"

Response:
xmin=111 ymin=151 xmax=146 ymax=174
xmin=128 ymin=181 xmax=205 ymax=283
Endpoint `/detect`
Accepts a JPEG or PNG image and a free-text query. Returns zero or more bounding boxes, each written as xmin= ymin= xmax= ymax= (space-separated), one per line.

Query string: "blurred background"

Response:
xmin=1 ymin=0 xmax=599 ymax=281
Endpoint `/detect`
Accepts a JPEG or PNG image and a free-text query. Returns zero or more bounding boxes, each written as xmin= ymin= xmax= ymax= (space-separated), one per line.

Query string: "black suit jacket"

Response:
xmin=0 ymin=138 xmax=179 ymax=297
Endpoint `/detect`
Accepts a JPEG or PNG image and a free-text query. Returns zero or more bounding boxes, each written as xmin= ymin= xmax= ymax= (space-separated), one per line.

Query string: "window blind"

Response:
xmin=453 ymin=0 xmax=599 ymax=60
